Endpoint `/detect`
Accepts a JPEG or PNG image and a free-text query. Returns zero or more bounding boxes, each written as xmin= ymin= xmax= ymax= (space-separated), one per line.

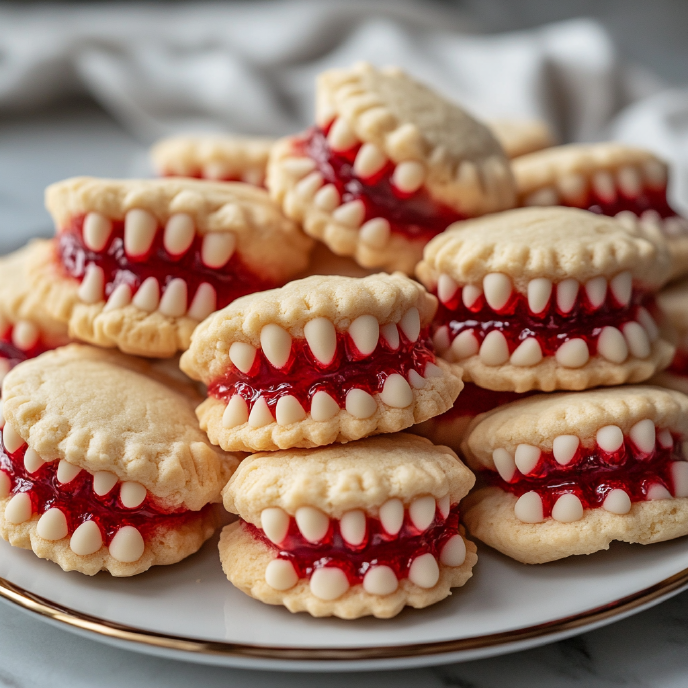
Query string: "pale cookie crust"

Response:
xmin=462 ymin=385 xmax=688 ymax=472
xmin=222 ymin=433 xmax=475 ymax=524
xmin=658 ymin=278 xmax=688 ymax=336
xmin=487 ymin=118 xmax=556 ymax=159
xmin=181 ymin=272 xmax=437 ymax=382
xmin=463 ymin=486 xmax=688 ymax=564
xmin=416 ymin=207 xmax=672 ymax=293
xmin=150 ymin=135 xmax=274 ymax=185
xmin=648 ymin=371 xmax=688 ymax=396
xmin=0 ymin=499 xmax=220 ymax=576
xmin=2 ymin=345 xmax=239 ymax=511
xmin=219 ymin=521 xmax=477 ymax=619
xmin=409 ymin=412 xmax=473 ymax=454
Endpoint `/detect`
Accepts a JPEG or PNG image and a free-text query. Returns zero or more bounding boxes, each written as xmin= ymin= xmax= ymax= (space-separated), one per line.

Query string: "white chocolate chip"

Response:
xmin=83 ymin=212 xmax=112 ymax=252
xmin=23 ymin=448 xmax=44 ymax=474
xmin=629 ymin=419 xmax=656 ymax=454
xmin=93 ymin=471 xmax=118 ymax=496
xmin=514 ymin=491 xmax=544 ymax=523
xmin=597 ymin=326 xmax=628 ymax=364
xmin=201 ymin=232 xmax=236 ymax=269
xmin=596 ymin=425 xmax=624 ymax=452
xmin=440 ymin=534 xmax=466 ymax=567
xmin=636 ymin=308 xmax=659 ymax=342
xmin=109 ymin=526 xmax=145 ymax=563
xmin=70 ymin=520 xmax=103 ymax=556
xmin=527 ymin=278 xmax=552 ymax=314
xmin=392 ymin=161 xmax=425 ymax=194
xmin=362 ymin=565 xmax=398 ymax=595
xmin=555 ymin=339 xmax=589 ymax=368
xmin=295 ymin=506 xmax=329 ymax=543
xmin=552 ymin=435 xmax=580 ymax=465
xmin=275 ymin=395 xmax=307 ymax=426
xmin=36 ymin=508 xmax=68 ymax=541
xmin=332 ymin=200 xmax=365 ymax=228
xmin=379 ymin=374 xmax=413 ymax=408
xmin=603 ymin=489 xmax=632 ymax=514
xmin=265 ymin=559 xmax=299 ymax=591
xmin=187 ymin=283 xmax=217 ymax=321
xmin=551 ymin=494 xmax=584 ymax=523
xmin=77 ymin=265 xmax=105 ymax=305
xmin=610 ymin=271 xmax=632 ymax=306
xmin=309 ymin=567 xmax=349 ymax=600
xmin=623 ymin=322 xmax=651 ymax=359
xmin=409 ymin=495 xmax=436 ymax=532
xmin=260 ymin=324 xmax=292 ymax=368
xmin=353 ymin=143 xmax=387 ymax=177
xmin=261 ymin=507 xmax=290 ymax=545
xmin=509 ymin=338 xmax=542 ymax=367
xmin=380 ymin=322 xmax=400 ymax=350
xmin=103 ymin=283 xmax=132 ymax=312
xmin=132 ymin=277 xmax=160 ymax=312
xmin=340 ymin=510 xmax=366 ymax=546
xmin=313 ymin=184 xmax=340 ymax=212
xmin=492 ymin=448 xmax=516 ymax=482
xmin=379 ymin=498 xmax=404 ymax=536
xmin=647 ymin=483 xmax=672 ymax=500
xmin=556 ymin=279 xmax=579 ymax=313
xmin=345 ymin=389 xmax=377 ymax=419
xmin=304 ymin=318 xmax=337 ymax=366
xmin=408 ymin=553 xmax=440 ymax=588
xmin=483 ymin=273 xmax=512 ymax=311
xmin=479 ymin=331 xmax=509 ymax=366
xmin=671 ymin=462 xmax=688 ymax=498
xmin=348 ymin=315 xmax=379 ymax=356
xmin=462 ymin=285 xmax=482 ymax=309
xmin=514 ymin=444 xmax=541 ymax=475
xmin=359 ymin=218 xmax=390 ymax=248
xmin=248 ymin=397 xmax=274 ymax=428
xmin=158 ymin=278 xmax=188 ymax=318
xmin=229 ymin=342 xmax=257 ymax=374
xmin=310 ymin=391 xmax=339 ymax=421
xmin=57 ymin=460 xmax=81 ymax=484
xmin=2 ymin=424 xmax=24 ymax=454
xmin=327 ymin=118 xmax=358 ymax=152
xmin=124 ymin=209 xmax=157 ymax=257
xmin=585 ymin=276 xmax=607 ymax=309
xmin=407 ymin=369 xmax=426 ymax=389
xmin=222 ymin=395 xmax=249 ymax=429
xmin=120 ymin=481 xmax=146 ymax=509
xmin=399 ymin=308 xmax=420 ymax=343
xmin=163 ymin=214 xmax=195 ymax=256
xmin=5 ymin=493 xmax=32 ymax=524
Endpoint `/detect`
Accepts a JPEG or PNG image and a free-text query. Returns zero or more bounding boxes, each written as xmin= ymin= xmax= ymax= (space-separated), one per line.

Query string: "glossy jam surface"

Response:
xmin=209 ymin=329 xmax=435 ymax=413
xmin=0 ymin=326 xmax=47 ymax=370
xmin=0 ymin=438 xmax=197 ymax=544
xmin=571 ymin=186 xmax=677 ymax=219
xmin=247 ymin=504 xmax=460 ymax=584
xmin=296 ymin=126 xmax=464 ymax=241
xmin=487 ymin=434 xmax=680 ymax=517
xmin=435 ymin=286 xmax=653 ymax=356
xmin=438 ymin=383 xmax=529 ymax=421
xmin=58 ymin=216 xmax=273 ymax=310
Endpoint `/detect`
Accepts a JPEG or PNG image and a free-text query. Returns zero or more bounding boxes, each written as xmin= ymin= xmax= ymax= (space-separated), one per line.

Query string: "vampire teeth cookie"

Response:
xmin=0 ymin=241 xmax=70 ymax=386
xmin=267 ymin=62 xmax=516 ymax=274
xmin=32 ymin=176 xmax=312 ymax=358
xmin=180 ymin=273 xmax=464 ymax=452
xmin=416 ymin=206 xmax=675 ymax=393
xmin=151 ymin=135 xmax=275 ymax=186
xmin=461 ymin=385 xmax=688 ymax=564
xmin=486 ymin=118 xmax=555 ymax=160
xmin=219 ymin=434 xmax=477 ymax=619
xmin=0 ymin=344 xmax=239 ymax=576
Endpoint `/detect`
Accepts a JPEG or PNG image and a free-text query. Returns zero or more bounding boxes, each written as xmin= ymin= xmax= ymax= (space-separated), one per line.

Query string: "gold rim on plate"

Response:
xmin=0 ymin=568 xmax=687 ymax=663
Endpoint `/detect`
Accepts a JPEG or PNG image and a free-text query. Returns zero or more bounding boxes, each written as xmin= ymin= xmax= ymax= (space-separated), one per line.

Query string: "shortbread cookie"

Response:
xmin=462 ymin=385 xmax=688 ymax=563
xmin=0 ymin=241 xmax=70 ymax=386
xmin=0 ymin=344 xmax=239 ymax=576
xmin=180 ymin=273 xmax=464 ymax=452
xmin=151 ymin=135 xmax=274 ymax=186
xmin=487 ymin=118 xmax=555 ymax=159
xmin=267 ymin=62 xmax=516 ymax=274
xmin=513 ymin=143 xmax=688 ymax=278
xmin=416 ymin=207 xmax=675 ymax=392
xmin=31 ymin=177 xmax=312 ymax=358
xmin=657 ymin=277 xmax=688 ymax=377
xmin=220 ymin=434 xmax=477 ymax=619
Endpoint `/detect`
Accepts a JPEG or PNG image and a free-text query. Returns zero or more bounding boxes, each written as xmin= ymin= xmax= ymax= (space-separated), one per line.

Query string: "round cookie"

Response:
xmin=461 ymin=385 xmax=688 ymax=564
xmin=180 ymin=273 xmax=464 ymax=452
xmin=0 ymin=240 xmax=70 ymax=386
xmin=416 ymin=206 xmax=675 ymax=392
xmin=32 ymin=176 xmax=313 ymax=358
xmin=486 ymin=118 xmax=555 ymax=159
xmin=220 ymin=434 xmax=477 ymax=619
xmin=0 ymin=344 xmax=240 ymax=576
xmin=267 ymin=62 xmax=516 ymax=274
xmin=512 ymin=143 xmax=688 ymax=279
xmin=151 ymin=135 xmax=274 ymax=186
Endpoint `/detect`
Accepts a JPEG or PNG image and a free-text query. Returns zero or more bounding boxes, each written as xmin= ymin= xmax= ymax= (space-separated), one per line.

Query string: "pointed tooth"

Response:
xmin=275 ymin=396 xmax=306 ymax=426
xmin=514 ymin=444 xmax=541 ymax=475
xmin=2 ymin=424 xmax=24 ymax=454
xmin=281 ymin=157 xmax=316 ymax=178
xmin=310 ymin=391 xmax=340 ymax=421
xmin=295 ymin=506 xmax=329 ymax=543
xmin=77 ymin=264 xmax=105 ymax=304
xmin=483 ymin=273 xmax=512 ymax=311
xmin=304 ymin=318 xmax=337 ymax=365
xmin=643 ymin=159 xmax=668 ymax=188
xmin=672 ymin=462 xmax=688 ymax=497
xmin=120 ymin=481 xmax=146 ymax=509
xmin=124 ymin=209 xmax=157 ymax=257
xmin=310 ymin=567 xmax=349 ymax=600
xmin=479 ymin=331 xmax=509 ymax=366
xmin=408 ymin=369 xmax=426 ymax=389
xmin=399 ymin=307 xmax=420 ymax=342
xmin=647 ymin=483 xmax=672 ymax=500
xmin=103 ymin=283 xmax=132 ymax=312
xmin=158 ymin=278 xmax=188 ymax=317
xmin=70 ymin=520 xmax=103 ymax=556
xmin=163 ymin=213 xmax=195 ymax=255
xmin=437 ymin=494 xmax=450 ymax=519
xmin=265 ymin=559 xmax=299 ymax=591
xmin=93 ymin=471 xmax=118 ymax=496
xmin=109 ymin=526 xmax=145 ymax=563
xmin=527 ymin=278 xmax=552 ymax=314
xmin=261 ymin=507 xmax=290 ymax=545
xmin=514 ymin=491 xmax=544 ymax=523
xmin=327 ymin=117 xmax=358 ymax=152
xmin=187 ymin=283 xmax=217 ymax=321
xmin=596 ymin=425 xmax=624 ymax=452
xmin=363 ymin=565 xmax=398 ymax=595
xmin=630 ymin=419 xmax=655 ymax=454
xmin=57 ymin=460 xmax=81 ymax=484
xmin=462 ymin=285 xmax=482 ymax=309
xmin=553 ymin=435 xmax=579 ymax=465
xmin=359 ymin=218 xmax=390 ymax=248
xmin=379 ymin=374 xmax=413 ymax=408
xmin=610 ymin=271 xmax=632 ymax=306
xmin=409 ymin=495 xmax=436 ymax=531
xmin=524 ymin=187 xmax=559 ymax=206
xmin=132 ymin=277 xmax=160 ymax=312
xmin=248 ymin=397 xmax=274 ymax=428
xmin=623 ymin=322 xmax=651 ymax=359
xmin=260 ymin=324 xmax=292 ymax=368
xmin=353 ymin=143 xmax=387 ymax=177
xmin=492 ymin=448 xmax=516 ymax=482
xmin=392 ymin=161 xmax=425 ymax=194
xmin=509 ymin=338 xmax=542 ymax=367
xmin=23 ymin=448 xmax=45 ymax=474
xmin=83 ymin=212 xmax=112 ymax=251
xmin=222 ymin=395 xmax=249 ymax=428
xmin=658 ymin=428 xmax=673 ymax=449
xmin=313 ymin=184 xmax=340 ymax=211
xmin=11 ymin=321 xmax=39 ymax=351
xmin=5 ymin=493 xmax=32 ymax=524
xmin=340 ymin=510 xmax=366 ymax=546
xmin=597 ymin=326 xmax=628 ymax=363
xmin=332 ymin=200 xmax=365 ymax=228
xmin=552 ymin=494 xmax=584 ymax=522
xmin=408 ymin=553 xmax=439 ymax=588
xmin=601 ymin=487 xmax=632 ymax=514
xmin=555 ymin=338 xmax=589 ymax=368
xmin=617 ymin=166 xmax=642 ymax=197
xmin=380 ymin=322 xmax=400 ymax=350
xmin=345 ymin=389 xmax=377 ymax=419
xmin=440 ymin=534 xmax=467 ymax=567
xmin=636 ymin=307 xmax=659 ymax=342
xmin=592 ymin=170 xmax=616 ymax=202
xmin=229 ymin=342 xmax=257 ymax=374
xmin=615 ymin=210 xmax=640 ymax=230
xmin=433 ymin=326 xmax=450 ymax=354
xmin=438 ymin=274 xmax=459 ymax=305
xmin=585 ymin=276 xmax=607 ymax=308
xmin=37 ymin=508 xmax=68 ymax=541
xmin=201 ymin=232 xmax=236 ymax=269
xmin=379 ymin=498 xmax=404 ymax=535
xmin=451 ymin=330 xmax=480 ymax=360
xmin=556 ymin=279 xmax=579 ymax=313
xmin=295 ymin=171 xmax=324 ymax=199
xmin=348 ymin=315 xmax=379 ymax=356
xmin=557 ymin=173 xmax=587 ymax=203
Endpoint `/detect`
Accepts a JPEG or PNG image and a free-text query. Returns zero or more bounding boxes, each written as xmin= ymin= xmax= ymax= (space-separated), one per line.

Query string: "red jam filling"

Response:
xmin=435 ymin=285 xmax=654 ymax=357
xmin=669 ymin=348 xmax=688 ymax=377
xmin=486 ymin=433 xmax=681 ymax=517
xmin=294 ymin=125 xmax=465 ymax=241
xmin=435 ymin=383 xmax=529 ymax=422
xmin=57 ymin=215 xmax=273 ymax=311
xmin=0 ymin=437 xmax=199 ymax=545
xmin=246 ymin=504 xmax=460 ymax=585
xmin=567 ymin=185 xmax=677 ymax=220
xmin=208 ymin=329 xmax=435 ymax=414
xmin=0 ymin=326 xmax=48 ymax=371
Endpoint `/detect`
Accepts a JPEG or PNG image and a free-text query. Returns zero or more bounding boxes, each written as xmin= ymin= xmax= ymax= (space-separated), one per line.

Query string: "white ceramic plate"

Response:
xmin=0 ymin=530 xmax=687 ymax=672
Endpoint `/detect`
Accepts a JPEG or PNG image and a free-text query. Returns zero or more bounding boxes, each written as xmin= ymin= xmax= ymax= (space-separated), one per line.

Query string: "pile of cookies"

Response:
xmin=1 ymin=61 xmax=688 ymax=619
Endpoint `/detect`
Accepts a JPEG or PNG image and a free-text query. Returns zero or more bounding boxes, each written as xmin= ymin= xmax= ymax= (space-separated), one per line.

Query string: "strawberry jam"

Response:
xmin=567 ymin=185 xmax=677 ymax=220
xmin=246 ymin=504 xmax=461 ymax=584
xmin=487 ymin=432 xmax=681 ymax=517
xmin=294 ymin=126 xmax=465 ymax=241
xmin=0 ymin=326 xmax=49 ymax=383
xmin=0 ymin=437 xmax=200 ymax=545
xmin=208 ymin=329 xmax=435 ymax=414
xmin=57 ymin=215 xmax=273 ymax=311
xmin=669 ymin=348 xmax=688 ymax=377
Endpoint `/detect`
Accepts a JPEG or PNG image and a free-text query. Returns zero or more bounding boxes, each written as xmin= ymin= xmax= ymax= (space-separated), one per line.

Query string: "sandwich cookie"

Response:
xmin=267 ymin=62 xmax=516 ymax=274
xmin=486 ymin=118 xmax=555 ymax=160
xmin=651 ymin=278 xmax=688 ymax=393
xmin=32 ymin=177 xmax=312 ymax=358
xmin=219 ymin=434 xmax=477 ymax=619
xmin=151 ymin=135 xmax=274 ymax=186
xmin=462 ymin=386 xmax=688 ymax=564
xmin=416 ymin=207 xmax=675 ymax=392
xmin=180 ymin=273 xmax=464 ymax=452
xmin=0 ymin=345 xmax=239 ymax=576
